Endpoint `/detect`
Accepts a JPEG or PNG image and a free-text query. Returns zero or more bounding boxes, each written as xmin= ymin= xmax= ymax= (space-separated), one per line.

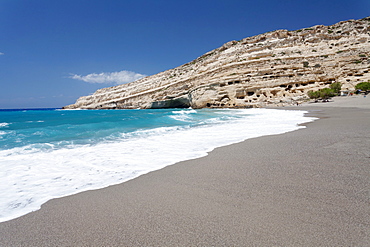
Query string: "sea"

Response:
xmin=0 ymin=108 xmax=315 ymax=222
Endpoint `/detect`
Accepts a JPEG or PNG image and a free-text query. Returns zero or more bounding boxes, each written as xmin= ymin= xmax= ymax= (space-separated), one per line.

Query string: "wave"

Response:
xmin=0 ymin=108 xmax=316 ymax=222
xmin=0 ymin=122 xmax=10 ymax=128
xmin=26 ymin=120 xmax=45 ymax=123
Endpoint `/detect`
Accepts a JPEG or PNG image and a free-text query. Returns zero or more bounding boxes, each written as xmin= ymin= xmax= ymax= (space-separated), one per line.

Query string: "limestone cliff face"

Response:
xmin=65 ymin=17 xmax=370 ymax=109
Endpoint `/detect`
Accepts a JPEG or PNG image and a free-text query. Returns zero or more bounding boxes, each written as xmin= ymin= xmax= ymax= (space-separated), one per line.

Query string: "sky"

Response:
xmin=0 ymin=0 xmax=369 ymax=109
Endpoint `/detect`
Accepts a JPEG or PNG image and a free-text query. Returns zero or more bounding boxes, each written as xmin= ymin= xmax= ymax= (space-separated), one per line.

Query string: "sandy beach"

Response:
xmin=0 ymin=95 xmax=369 ymax=246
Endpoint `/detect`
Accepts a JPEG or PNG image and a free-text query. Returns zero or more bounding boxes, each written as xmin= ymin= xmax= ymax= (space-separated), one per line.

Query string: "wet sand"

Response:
xmin=1 ymin=96 xmax=369 ymax=246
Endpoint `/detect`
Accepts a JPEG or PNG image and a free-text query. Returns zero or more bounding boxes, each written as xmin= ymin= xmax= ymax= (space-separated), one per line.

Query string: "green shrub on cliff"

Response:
xmin=308 ymin=82 xmax=341 ymax=100
xmin=355 ymin=81 xmax=370 ymax=91
xmin=319 ymin=88 xmax=336 ymax=99
xmin=329 ymin=82 xmax=342 ymax=94
xmin=307 ymin=90 xmax=321 ymax=99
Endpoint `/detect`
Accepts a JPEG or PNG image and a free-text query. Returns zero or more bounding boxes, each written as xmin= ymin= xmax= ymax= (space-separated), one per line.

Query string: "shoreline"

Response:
xmin=1 ymin=96 xmax=369 ymax=246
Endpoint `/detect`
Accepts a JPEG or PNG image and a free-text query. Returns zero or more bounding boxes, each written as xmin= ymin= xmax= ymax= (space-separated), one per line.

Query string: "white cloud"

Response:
xmin=0 ymin=52 xmax=4 ymax=55
xmin=70 ymin=70 xmax=146 ymax=84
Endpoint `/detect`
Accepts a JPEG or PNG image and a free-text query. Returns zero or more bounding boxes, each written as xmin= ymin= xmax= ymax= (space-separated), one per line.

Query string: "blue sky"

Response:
xmin=0 ymin=0 xmax=369 ymax=108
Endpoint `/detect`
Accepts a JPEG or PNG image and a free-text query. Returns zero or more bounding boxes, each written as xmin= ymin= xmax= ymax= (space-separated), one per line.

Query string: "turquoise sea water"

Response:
xmin=0 ymin=108 xmax=234 ymax=150
xmin=0 ymin=108 xmax=315 ymax=222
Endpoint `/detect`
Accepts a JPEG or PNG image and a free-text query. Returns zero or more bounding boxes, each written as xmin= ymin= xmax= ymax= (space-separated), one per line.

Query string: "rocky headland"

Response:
xmin=64 ymin=17 xmax=370 ymax=109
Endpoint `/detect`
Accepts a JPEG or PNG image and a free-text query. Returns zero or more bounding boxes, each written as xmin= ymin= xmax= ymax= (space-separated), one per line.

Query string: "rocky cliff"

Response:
xmin=64 ymin=17 xmax=370 ymax=109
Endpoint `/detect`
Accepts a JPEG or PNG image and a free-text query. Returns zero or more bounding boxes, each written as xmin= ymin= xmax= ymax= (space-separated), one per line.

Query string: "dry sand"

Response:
xmin=0 ymin=96 xmax=369 ymax=246
xmin=299 ymin=94 xmax=370 ymax=109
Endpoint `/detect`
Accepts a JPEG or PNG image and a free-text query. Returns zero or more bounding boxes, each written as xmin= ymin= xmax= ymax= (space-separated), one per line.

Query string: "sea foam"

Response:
xmin=0 ymin=122 xmax=10 ymax=128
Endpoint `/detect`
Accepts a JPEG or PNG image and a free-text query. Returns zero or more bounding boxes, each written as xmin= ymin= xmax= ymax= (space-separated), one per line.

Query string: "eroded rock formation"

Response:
xmin=64 ymin=17 xmax=370 ymax=109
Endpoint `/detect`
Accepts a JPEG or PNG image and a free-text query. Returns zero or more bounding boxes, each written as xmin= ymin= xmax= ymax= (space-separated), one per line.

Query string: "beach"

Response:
xmin=0 ymin=96 xmax=369 ymax=246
